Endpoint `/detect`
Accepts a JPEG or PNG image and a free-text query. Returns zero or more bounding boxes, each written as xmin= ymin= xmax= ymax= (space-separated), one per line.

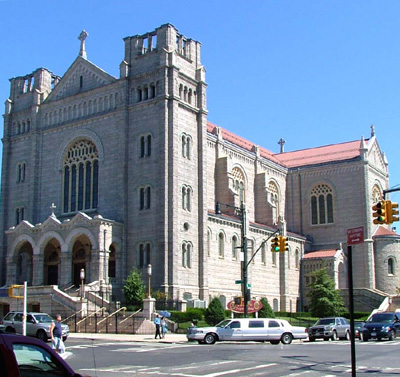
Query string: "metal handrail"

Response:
xmin=97 ymin=307 xmax=127 ymax=327
xmin=76 ymin=307 xmax=107 ymax=327
xmin=119 ymin=308 xmax=141 ymax=325
xmin=62 ymin=309 xmax=85 ymax=324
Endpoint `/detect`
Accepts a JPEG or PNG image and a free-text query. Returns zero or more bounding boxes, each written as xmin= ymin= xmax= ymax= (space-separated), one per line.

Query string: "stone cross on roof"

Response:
xmin=50 ymin=203 xmax=56 ymax=217
xmin=278 ymin=138 xmax=286 ymax=153
xmin=78 ymin=30 xmax=89 ymax=59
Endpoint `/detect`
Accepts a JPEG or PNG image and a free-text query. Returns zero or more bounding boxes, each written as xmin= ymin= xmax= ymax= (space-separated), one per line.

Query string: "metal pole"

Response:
xmin=22 ymin=281 xmax=27 ymax=336
xmin=241 ymin=202 xmax=248 ymax=318
xmin=347 ymin=245 xmax=356 ymax=377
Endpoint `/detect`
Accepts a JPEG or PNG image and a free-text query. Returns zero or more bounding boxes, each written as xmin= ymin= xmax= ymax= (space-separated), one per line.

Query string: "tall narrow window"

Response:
xmin=388 ymin=258 xmax=395 ymax=275
xmin=140 ymin=134 xmax=152 ymax=157
xmin=218 ymin=233 xmax=224 ymax=258
xmin=231 ymin=167 xmax=245 ymax=203
xmin=146 ymin=186 xmax=151 ymax=209
xmin=140 ymin=188 xmax=145 ymax=210
xmin=311 ymin=184 xmax=334 ymax=225
xmin=207 ymin=230 xmax=211 ymax=257
xmin=261 ymin=243 xmax=266 ymax=265
xmin=295 ymin=249 xmax=300 ymax=269
xmin=182 ymin=244 xmax=187 ymax=267
xmin=232 ymin=235 xmax=238 ymax=260
xmin=62 ymin=140 xmax=99 ymax=213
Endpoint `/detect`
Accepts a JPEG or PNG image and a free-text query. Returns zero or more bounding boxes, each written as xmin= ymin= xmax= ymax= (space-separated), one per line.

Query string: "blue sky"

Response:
xmin=1 ymin=0 xmax=400 ymax=202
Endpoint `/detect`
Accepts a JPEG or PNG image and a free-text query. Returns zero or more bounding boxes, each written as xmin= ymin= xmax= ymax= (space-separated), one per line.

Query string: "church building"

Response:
xmin=0 ymin=24 xmax=398 ymax=317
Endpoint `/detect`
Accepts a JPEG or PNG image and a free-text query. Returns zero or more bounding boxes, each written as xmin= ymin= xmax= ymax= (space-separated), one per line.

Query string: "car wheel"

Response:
xmin=308 ymin=336 xmax=315 ymax=342
xmin=36 ymin=330 xmax=48 ymax=342
xmin=5 ymin=326 xmax=15 ymax=334
xmin=62 ymin=336 xmax=67 ymax=342
xmin=360 ymin=333 xmax=368 ymax=342
xmin=281 ymin=333 xmax=293 ymax=345
xmin=331 ymin=331 xmax=338 ymax=341
xmin=270 ymin=340 xmax=280 ymax=345
xmin=198 ymin=340 xmax=205 ymax=344
xmin=323 ymin=337 xmax=330 ymax=341
xmin=345 ymin=331 xmax=350 ymax=341
xmin=204 ymin=333 xmax=216 ymax=345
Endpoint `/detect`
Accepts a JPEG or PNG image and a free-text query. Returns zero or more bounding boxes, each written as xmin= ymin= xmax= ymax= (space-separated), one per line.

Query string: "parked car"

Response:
xmin=354 ymin=320 xmax=365 ymax=339
xmin=187 ymin=318 xmax=308 ymax=345
xmin=360 ymin=312 xmax=400 ymax=341
xmin=308 ymin=317 xmax=350 ymax=341
xmin=1 ymin=312 xmax=69 ymax=342
xmin=0 ymin=332 xmax=83 ymax=377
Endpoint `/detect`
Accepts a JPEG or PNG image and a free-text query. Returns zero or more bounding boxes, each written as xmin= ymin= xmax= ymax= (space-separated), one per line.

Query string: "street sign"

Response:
xmin=227 ymin=299 xmax=263 ymax=314
xmin=235 ymin=280 xmax=242 ymax=284
xmin=347 ymin=226 xmax=364 ymax=245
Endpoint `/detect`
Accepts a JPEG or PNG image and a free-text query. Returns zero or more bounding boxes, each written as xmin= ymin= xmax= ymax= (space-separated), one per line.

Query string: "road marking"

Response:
xmin=285 ymin=371 xmax=312 ymax=377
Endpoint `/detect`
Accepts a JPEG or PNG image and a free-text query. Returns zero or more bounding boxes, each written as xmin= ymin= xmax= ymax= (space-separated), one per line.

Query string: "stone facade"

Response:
xmin=0 ymin=24 xmax=399 ymax=316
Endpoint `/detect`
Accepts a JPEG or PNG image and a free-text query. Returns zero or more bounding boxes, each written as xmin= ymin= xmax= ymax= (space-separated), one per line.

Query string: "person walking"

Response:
xmin=161 ymin=316 xmax=167 ymax=338
xmin=50 ymin=314 xmax=65 ymax=353
xmin=154 ymin=314 xmax=161 ymax=339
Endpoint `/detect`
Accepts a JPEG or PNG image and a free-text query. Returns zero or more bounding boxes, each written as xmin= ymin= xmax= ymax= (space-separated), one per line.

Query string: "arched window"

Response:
xmin=108 ymin=245 xmax=116 ymax=279
xmin=232 ymin=235 xmax=238 ymax=260
xmin=388 ymin=257 xmax=395 ymax=275
xmin=372 ymin=184 xmax=382 ymax=203
xmin=218 ymin=232 xmax=224 ymax=258
xmin=181 ymin=134 xmax=191 ymax=159
xmin=140 ymin=134 xmax=152 ymax=157
xmin=63 ymin=139 xmax=99 ymax=213
xmin=139 ymin=242 xmax=151 ymax=267
xmin=261 ymin=243 xmax=266 ymax=265
xmin=207 ymin=230 xmax=211 ymax=257
xmin=139 ymin=186 xmax=151 ymax=210
xmin=15 ymin=207 xmax=25 ymax=225
xmin=182 ymin=242 xmax=192 ymax=268
xmin=268 ymin=181 xmax=279 ymax=224
xmin=17 ymin=162 xmax=26 ymax=183
xmin=182 ymin=185 xmax=192 ymax=211
xmin=231 ymin=167 xmax=245 ymax=203
xmin=295 ymin=249 xmax=300 ymax=269
xmin=311 ymin=184 xmax=334 ymax=225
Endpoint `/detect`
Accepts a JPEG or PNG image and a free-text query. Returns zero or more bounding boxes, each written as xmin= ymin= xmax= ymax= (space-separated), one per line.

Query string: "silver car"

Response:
xmin=1 ymin=312 xmax=69 ymax=342
xmin=308 ymin=317 xmax=350 ymax=341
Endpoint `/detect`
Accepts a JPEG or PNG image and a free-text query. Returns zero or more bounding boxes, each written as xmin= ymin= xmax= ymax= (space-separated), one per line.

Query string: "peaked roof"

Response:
xmin=373 ymin=226 xmax=399 ymax=237
xmin=207 ymin=121 xmax=366 ymax=169
xmin=303 ymin=249 xmax=341 ymax=259
xmin=274 ymin=140 xmax=365 ymax=168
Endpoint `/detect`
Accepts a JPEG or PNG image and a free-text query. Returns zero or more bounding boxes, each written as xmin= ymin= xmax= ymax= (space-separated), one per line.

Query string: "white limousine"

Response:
xmin=187 ymin=318 xmax=308 ymax=345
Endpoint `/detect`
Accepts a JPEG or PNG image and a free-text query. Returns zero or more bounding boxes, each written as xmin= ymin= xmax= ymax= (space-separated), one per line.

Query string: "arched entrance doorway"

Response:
xmin=72 ymin=237 xmax=91 ymax=287
xmin=43 ymin=239 xmax=61 ymax=285
xmin=16 ymin=242 xmax=33 ymax=285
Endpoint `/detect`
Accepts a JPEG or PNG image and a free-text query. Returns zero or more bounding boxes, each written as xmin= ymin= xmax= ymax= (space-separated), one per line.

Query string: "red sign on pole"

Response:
xmin=347 ymin=226 xmax=364 ymax=245
xmin=227 ymin=299 xmax=263 ymax=313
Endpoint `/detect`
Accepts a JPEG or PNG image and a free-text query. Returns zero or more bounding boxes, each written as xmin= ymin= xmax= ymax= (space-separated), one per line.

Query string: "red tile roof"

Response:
xmin=303 ymin=249 xmax=340 ymax=259
xmin=274 ymin=140 xmax=364 ymax=168
xmin=373 ymin=226 xmax=399 ymax=237
xmin=207 ymin=121 xmax=365 ymax=168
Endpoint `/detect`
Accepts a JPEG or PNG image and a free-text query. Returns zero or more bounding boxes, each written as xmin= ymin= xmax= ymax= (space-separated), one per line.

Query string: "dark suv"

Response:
xmin=308 ymin=317 xmax=350 ymax=341
xmin=360 ymin=312 xmax=400 ymax=341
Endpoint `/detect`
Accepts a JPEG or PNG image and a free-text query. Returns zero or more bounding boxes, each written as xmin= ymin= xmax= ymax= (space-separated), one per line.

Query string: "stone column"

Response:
xmin=142 ymin=298 xmax=156 ymax=320
xmin=90 ymin=250 xmax=101 ymax=282
xmin=5 ymin=256 xmax=17 ymax=286
xmin=32 ymin=254 xmax=44 ymax=286
xmin=60 ymin=251 xmax=72 ymax=287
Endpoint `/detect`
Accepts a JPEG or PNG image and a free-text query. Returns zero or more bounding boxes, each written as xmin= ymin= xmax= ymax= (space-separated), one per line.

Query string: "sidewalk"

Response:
xmin=69 ymin=332 xmax=189 ymax=344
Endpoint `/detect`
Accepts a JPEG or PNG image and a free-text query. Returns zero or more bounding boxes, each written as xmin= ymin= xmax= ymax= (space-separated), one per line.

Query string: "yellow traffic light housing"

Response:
xmin=8 ymin=285 xmax=24 ymax=298
xmin=271 ymin=236 xmax=280 ymax=252
xmin=372 ymin=200 xmax=387 ymax=224
xmin=279 ymin=237 xmax=289 ymax=252
xmin=387 ymin=201 xmax=399 ymax=224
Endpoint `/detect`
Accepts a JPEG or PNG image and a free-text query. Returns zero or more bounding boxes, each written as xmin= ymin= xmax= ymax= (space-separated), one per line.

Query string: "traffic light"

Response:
xmin=279 ymin=237 xmax=289 ymax=252
xmin=271 ymin=236 xmax=280 ymax=252
xmin=387 ymin=201 xmax=399 ymax=224
xmin=372 ymin=200 xmax=387 ymax=224
xmin=8 ymin=285 xmax=23 ymax=298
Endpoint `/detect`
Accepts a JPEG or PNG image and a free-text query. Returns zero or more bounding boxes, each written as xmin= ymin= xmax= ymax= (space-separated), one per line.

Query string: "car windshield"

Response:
xmin=368 ymin=314 xmax=394 ymax=323
xmin=216 ymin=320 xmax=232 ymax=328
xmin=316 ymin=318 xmax=335 ymax=326
xmin=33 ymin=314 xmax=53 ymax=323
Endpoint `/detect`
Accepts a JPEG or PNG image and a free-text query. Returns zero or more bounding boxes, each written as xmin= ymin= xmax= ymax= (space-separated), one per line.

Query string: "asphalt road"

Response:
xmin=64 ymin=338 xmax=400 ymax=377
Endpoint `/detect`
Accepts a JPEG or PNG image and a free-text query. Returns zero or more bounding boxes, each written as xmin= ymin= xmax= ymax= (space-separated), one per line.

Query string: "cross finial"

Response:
xmin=278 ymin=138 xmax=286 ymax=153
xmin=78 ymin=30 xmax=89 ymax=59
xmin=370 ymin=124 xmax=375 ymax=137
xmin=50 ymin=203 xmax=56 ymax=217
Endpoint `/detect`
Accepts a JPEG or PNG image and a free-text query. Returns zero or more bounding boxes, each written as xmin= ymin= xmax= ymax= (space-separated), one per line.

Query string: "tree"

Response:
xmin=307 ymin=268 xmax=346 ymax=317
xmin=205 ymin=297 xmax=225 ymax=325
xmin=123 ymin=268 xmax=146 ymax=308
xmin=258 ymin=297 xmax=275 ymax=318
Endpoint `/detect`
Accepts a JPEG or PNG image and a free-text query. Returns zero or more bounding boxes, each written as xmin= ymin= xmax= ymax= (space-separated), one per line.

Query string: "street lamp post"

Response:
xmin=147 ymin=264 xmax=152 ymax=298
xmin=216 ymin=201 xmax=248 ymax=317
xmin=80 ymin=268 xmax=85 ymax=300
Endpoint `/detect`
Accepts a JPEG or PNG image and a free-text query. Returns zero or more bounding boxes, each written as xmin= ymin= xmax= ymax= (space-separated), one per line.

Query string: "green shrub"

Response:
xmin=258 ymin=298 xmax=275 ymax=318
xmin=205 ymin=297 xmax=225 ymax=325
